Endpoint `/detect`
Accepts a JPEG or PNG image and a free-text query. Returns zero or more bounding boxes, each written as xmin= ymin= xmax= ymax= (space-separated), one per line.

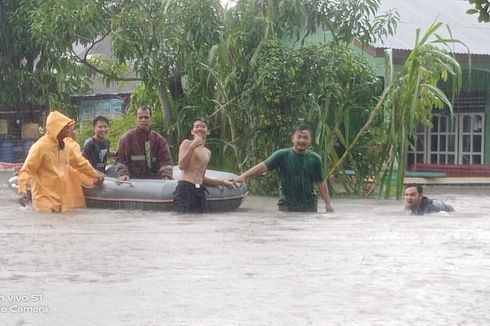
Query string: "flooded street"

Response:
xmin=1 ymin=172 xmax=489 ymax=325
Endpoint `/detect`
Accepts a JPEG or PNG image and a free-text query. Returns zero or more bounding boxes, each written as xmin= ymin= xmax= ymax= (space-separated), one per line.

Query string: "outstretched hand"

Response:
xmin=229 ymin=176 xmax=245 ymax=187
xmin=222 ymin=180 xmax=236 ymax=189
xmin=191 ymin=135 xmax=205 ymax=149
xmin=118 ymin=175 xmax=130 ymax=182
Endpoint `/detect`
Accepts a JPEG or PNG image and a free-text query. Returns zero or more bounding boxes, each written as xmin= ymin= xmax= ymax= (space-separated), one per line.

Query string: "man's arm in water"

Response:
xmin=317 ymin=181 xmax=334 ymax=213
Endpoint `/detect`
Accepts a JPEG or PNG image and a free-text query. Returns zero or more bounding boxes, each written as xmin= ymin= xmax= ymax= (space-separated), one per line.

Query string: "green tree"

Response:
xmin=302 ymin=0 xmax=399 ymax=45
xmin=29 ymin=0 xmax=223 ymax=132
xmin=331 ymin=23 xmax=464 ymax=198
xmin=0 ymin=0 xmax=90 ymax=109
xmin=204 ymin=0 xmax=397 ymax=194
xmin=467 ymin=0 xmax=490 ymax=22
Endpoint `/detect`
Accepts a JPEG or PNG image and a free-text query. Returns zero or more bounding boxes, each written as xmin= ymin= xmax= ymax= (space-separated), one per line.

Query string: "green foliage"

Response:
xmin=299 ymin=44 xmax=383 ymax=194
xmin=26 ymin=0 xmax=222 ymax=131
xmin=467 ymin=0 xmax=490 ymax=22
xmin=201 ymin=0 xmax=399 ymax=195
xmin=362 ymin=23 xmax=464 ymax=198
xmin=110 ymin=0 xmax=223 ymax=129
xmin=0 ymin=0 xmax=91 ymax=108
xmin=206 ymin=32 xmax=384 ymax=194
xmin=302 ymin=0 xmax=399 ymax=46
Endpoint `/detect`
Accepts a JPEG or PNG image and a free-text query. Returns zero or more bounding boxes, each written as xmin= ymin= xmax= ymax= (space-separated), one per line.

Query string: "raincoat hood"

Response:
xmin=46 ymin=111 xmax=73 ymax=140
xmin=18 ymin=113 xmax=99 ymax=212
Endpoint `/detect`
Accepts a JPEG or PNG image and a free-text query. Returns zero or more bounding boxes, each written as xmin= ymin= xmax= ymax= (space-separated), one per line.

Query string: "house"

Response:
xmin=71 ymin=36 xmax=139 ymax=125
xmin=0 ymin=107 xmax=46 ymax=165
xmin=366 ymin=0 xmax=490 ymax=176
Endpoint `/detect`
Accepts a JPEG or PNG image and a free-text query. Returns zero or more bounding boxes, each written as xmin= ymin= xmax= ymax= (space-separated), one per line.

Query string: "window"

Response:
xmin=428 ymin=114 xmax=456 ymax=164
xmin=407 ymin=124 xmax=426 ymax=166
xmin=459 ymin=113 xmax=484 ymax=164
xmin=408 ymin=112 xmax=485 ymax=165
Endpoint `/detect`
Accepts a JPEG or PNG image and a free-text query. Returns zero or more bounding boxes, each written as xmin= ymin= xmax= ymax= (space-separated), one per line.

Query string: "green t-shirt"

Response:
xmin=264 ymin=148 xmax=324 ymax=210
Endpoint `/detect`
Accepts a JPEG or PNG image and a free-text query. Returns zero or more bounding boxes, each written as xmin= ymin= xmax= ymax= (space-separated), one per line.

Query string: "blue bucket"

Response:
xmin=0 ymin=140 xmax=15 ymax=163
xmin=23 ymin=139 xmax=35 ymax=159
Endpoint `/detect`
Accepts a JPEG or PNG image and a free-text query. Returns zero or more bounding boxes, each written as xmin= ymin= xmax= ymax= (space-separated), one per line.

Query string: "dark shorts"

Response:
xmin=277 ymin=200 xmax=317 ymax=212
xmin=173 ymin=181 xmax=209 ymax=213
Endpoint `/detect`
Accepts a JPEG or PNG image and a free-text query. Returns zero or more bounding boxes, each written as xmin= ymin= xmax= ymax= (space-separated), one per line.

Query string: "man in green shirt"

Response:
xmin=232 ymin=124 xmax=334 ymax=213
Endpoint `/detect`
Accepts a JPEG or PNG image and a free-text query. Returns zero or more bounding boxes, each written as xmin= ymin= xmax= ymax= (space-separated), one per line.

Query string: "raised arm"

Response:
xmin=178 ymin=138 xmax=198 ymax=171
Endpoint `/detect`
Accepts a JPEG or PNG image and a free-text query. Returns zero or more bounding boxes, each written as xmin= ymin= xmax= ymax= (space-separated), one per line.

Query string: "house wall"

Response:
xmin=370 ymin=58 xmax=490 ymax=165
xmin=486 ymin=111 xmax=490 ymax=164
xmin=77 ymin=97 xmax=126 ymax=123
xmin=459 ymin=66 xmax=490 ymax=164
xmin=292 ymin=23 xmax=490 ymax=166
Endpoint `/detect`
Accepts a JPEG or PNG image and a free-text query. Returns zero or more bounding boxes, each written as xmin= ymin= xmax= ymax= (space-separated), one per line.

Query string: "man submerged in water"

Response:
xmin=404 ymin=184 xmax=455 ymax=216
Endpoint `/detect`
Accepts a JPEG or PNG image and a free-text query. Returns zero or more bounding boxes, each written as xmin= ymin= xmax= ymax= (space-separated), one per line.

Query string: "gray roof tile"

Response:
xmin=74 ymin=35 xmax=140 ymax=96
xmin=374 ymin=0 xmax=490 ymax=55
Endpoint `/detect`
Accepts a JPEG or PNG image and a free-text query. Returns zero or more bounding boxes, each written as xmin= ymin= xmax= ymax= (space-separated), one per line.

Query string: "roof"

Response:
xmin=88 ymin=75 xmax=139 ymax=96
xmin=74 ymin=35 xmax=140 ymax=96
xmin=373 ymin=0 xmax=490 ymax=55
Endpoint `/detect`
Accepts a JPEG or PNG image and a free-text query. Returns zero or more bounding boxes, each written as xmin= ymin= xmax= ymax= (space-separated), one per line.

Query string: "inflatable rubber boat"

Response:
xmin=8 ymin=166 xmax=247 ymax=212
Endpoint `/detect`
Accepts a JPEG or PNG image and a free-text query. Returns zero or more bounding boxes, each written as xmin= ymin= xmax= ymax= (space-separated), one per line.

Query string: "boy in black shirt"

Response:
xmin=82 ymin=116 xmax=110 ymax=174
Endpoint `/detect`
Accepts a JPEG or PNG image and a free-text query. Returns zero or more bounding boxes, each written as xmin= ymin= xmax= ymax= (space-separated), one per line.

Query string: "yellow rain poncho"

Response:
xmin=64 ymin=137 xmax=97 ymax=209
xmin=18 ymin=111 xmax=99 ymax=212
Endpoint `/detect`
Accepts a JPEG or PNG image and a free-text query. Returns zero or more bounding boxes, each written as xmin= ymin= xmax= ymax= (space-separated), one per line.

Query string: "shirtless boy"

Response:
xmin=174 ymin=118 xmax=234 ymax=213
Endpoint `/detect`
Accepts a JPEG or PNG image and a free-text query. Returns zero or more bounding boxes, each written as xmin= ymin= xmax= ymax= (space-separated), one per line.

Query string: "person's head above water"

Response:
xmin=136 ymin=105 xmax=152 ymax=132
xmin=190 ymin=117 xmax=209 ymax=141
xmin=404 ymin=184 xmax=423 ymax=209
xmin=291 ymin=124 xmax=314 ymax=154
xmin=93 ymin=116 xmax=109 ymax=140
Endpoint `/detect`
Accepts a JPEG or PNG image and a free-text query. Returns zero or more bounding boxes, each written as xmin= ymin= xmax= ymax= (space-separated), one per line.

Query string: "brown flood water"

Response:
xmin=0 ymin=172 xmax=489 ymax=325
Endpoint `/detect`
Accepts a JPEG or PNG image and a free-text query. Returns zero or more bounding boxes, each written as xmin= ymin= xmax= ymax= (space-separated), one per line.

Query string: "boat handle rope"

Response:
xmin=115 ymin=180 xmax=134 ymax=187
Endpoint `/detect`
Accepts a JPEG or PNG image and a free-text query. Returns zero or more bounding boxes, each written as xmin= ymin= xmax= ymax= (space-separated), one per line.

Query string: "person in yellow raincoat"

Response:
xmin=18 ymin=111 xmax=104 ymax=212
xmin=64 ymin=122 xmax=97 ymax=209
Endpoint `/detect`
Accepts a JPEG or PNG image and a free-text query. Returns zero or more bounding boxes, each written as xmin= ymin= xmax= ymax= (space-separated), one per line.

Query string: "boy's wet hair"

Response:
xmin=404 ymin=183 xmax=423 ymax=194
xmin=295 ymin=124 xmax=313 ymax=138
xmin=138 ymin=105 xmax=152 ymax=116
xmin=194 ymin=117 xmax=209 ymax=127
xmin=93 ymin=116 xmax=109 ymax=127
